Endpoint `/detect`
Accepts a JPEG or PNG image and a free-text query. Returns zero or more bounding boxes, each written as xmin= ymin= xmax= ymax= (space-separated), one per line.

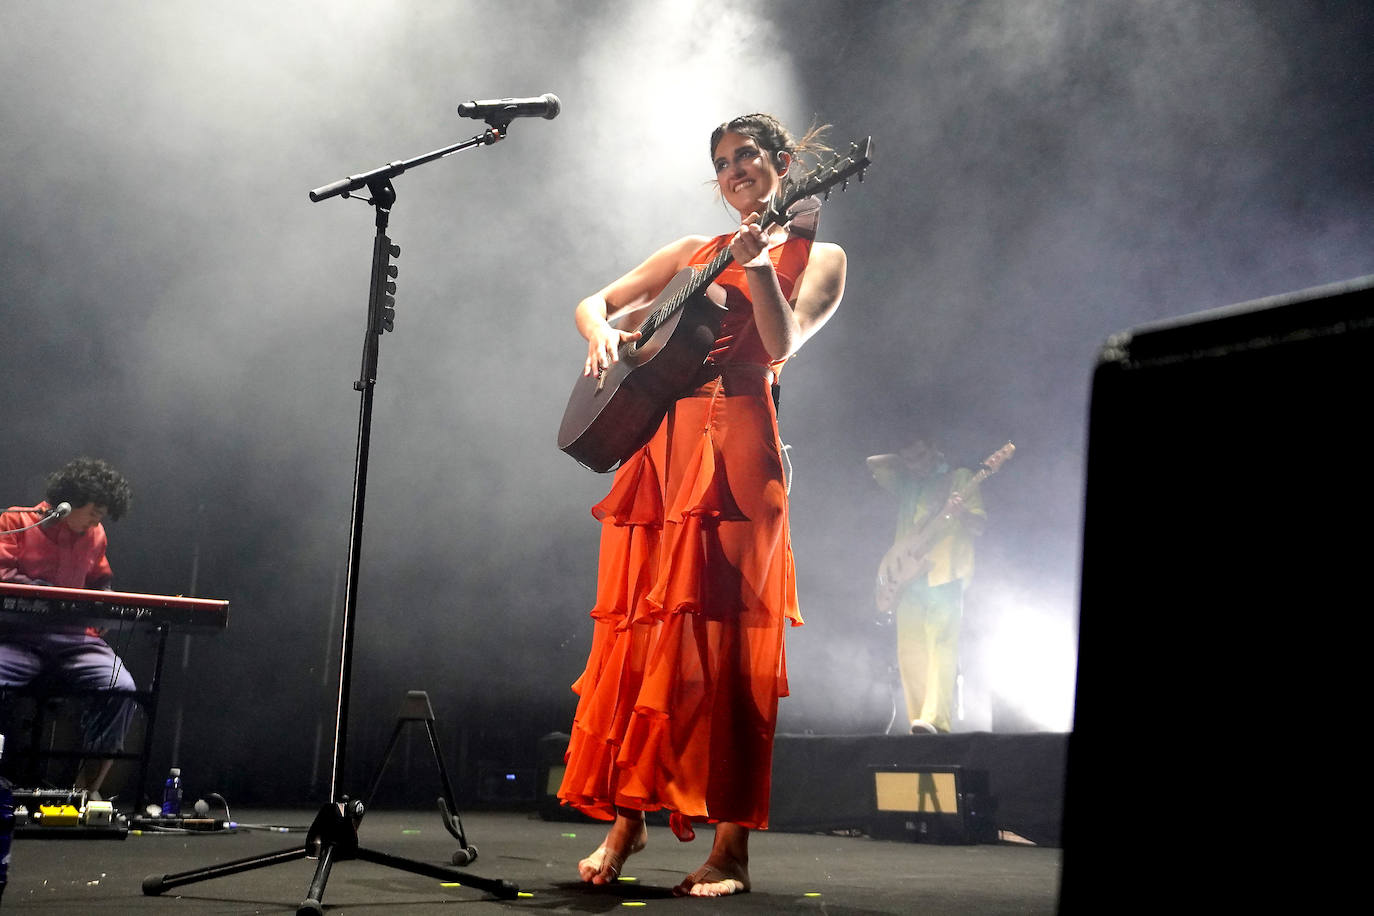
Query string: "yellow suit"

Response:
xmin=872 ymin=464 xmax=984 ymax=733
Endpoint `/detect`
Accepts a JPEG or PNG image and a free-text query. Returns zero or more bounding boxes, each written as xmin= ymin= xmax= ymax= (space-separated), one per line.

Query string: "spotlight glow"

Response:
xmin=981 ymin=588 xmax=1078 ymax=732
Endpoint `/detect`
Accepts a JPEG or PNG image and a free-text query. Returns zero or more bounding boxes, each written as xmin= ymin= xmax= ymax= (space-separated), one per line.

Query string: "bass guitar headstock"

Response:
xmin=982 ymin=442 xmax=1016 ymax=474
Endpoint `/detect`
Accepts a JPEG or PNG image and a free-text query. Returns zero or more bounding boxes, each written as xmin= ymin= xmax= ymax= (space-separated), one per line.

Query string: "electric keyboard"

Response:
xmin=0 ymin=581 xmax=228 ymax=631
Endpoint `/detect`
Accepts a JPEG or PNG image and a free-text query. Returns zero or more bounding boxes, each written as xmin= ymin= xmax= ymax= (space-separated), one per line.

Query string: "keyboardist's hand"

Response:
xmin=3 ymin=575 xmax=54 ymax=586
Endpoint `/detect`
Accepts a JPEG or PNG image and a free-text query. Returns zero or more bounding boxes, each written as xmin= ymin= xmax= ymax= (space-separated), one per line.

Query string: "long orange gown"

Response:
xmin=558 ymin=232 xmax=813 ymax=833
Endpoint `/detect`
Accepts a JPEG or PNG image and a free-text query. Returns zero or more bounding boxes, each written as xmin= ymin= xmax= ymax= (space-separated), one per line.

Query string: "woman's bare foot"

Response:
xmin=673 ymin=822 xmax=750 ymax=897
xmin=578 ymin=811 xmax=648 ymax=885
xmin=673 ymin=861 xmax=750 ymax=897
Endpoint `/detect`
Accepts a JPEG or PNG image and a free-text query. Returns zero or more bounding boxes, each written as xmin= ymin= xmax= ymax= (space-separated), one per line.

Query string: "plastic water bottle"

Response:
xmin=161 ymin=767 xmax=183 ymax=816
xmin=2 ymin=735 xmax=14 ymax=902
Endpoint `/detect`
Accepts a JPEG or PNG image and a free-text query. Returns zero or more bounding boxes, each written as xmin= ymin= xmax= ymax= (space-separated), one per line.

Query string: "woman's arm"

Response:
xmin=730 ymin=219 xmax=847 ymax=359
xmin=576 ymin=235 xmax=710 ymax=377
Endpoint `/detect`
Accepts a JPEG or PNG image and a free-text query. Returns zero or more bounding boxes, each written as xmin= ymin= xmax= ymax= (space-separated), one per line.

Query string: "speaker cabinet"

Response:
xmin=1062 ymin=275 xmax=1373 ymax=911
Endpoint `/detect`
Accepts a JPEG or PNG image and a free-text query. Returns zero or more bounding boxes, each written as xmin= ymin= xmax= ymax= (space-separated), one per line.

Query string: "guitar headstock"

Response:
xmin=982 ymin=442 xmax=1015 ymax=473
xmin=767 ymin=136 xmax=874 ymax=227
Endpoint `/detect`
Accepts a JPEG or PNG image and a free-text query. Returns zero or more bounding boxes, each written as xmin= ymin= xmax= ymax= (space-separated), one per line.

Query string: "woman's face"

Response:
xmin=712 ymin=131 xmax=784 ymax=216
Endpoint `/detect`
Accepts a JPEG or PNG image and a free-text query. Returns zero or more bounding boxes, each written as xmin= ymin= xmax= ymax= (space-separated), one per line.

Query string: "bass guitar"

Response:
xmin=557 ymin=137 xmax=874 ymax=472
xmin=875 ymin=441 xmax=1015 ymax=613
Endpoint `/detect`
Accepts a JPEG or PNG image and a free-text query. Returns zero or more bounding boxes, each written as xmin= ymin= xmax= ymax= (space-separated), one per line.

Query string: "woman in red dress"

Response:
xmin=558 ymin=113 xmax=847 ymax=897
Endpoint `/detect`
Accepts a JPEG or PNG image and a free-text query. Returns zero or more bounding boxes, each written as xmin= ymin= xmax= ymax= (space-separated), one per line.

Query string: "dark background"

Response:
xmin=3 ymin=1 xmax=1371 ymax=808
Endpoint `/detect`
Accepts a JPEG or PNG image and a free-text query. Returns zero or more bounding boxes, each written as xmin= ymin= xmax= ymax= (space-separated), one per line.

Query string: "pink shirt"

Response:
xmin=0 ymin=501 xmax=113 ymax=589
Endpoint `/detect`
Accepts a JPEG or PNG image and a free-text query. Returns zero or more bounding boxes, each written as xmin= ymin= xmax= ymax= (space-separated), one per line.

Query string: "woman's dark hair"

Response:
xmin=45 ymin=457 xmax=133 ymax=520
xmin=709 ymin=113 xmax=832 ymax=192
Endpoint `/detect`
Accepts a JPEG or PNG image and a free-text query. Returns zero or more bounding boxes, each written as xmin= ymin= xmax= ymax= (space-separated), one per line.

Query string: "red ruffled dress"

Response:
xmin=558 ymin=232 xmax=813 ymax=834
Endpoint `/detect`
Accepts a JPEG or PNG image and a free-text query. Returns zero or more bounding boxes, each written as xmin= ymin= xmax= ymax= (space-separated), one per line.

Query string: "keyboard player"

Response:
xmin=0 ymin=457 xmax=137 ymax=799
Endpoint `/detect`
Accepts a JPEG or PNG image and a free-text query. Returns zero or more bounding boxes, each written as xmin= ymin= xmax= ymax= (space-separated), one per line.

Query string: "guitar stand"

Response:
xmin=363 ymin=690 xmax=477 ymax=866
xmin=144 ymin=122 xmax=523 ymax=913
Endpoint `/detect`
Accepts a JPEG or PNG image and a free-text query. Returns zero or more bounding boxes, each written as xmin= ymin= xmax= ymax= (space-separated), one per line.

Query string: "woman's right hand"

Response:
xmin=585 ymin=322 xmax=642 ymax=377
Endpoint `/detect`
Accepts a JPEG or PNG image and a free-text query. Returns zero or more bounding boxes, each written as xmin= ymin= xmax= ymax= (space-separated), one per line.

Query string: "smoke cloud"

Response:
xmin=2 ymin=1 xmax=1370 ymax=799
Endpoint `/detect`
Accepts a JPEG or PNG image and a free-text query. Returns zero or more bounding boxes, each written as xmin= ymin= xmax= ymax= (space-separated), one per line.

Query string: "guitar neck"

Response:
xmin=636 ymin=242 xmax=736 ymax=341
xmin=936 ymin=443 xmax=1014 ymax=515
xmin=942 ymin=467 xmax=990 ymax=512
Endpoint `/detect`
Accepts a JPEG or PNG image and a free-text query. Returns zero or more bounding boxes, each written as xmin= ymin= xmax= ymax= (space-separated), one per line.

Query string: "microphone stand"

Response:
xmin=142 ymin=123 xmax=521 ymax=913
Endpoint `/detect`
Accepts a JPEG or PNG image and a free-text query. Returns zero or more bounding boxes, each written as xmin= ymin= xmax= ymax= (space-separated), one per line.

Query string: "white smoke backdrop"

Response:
xmin=2 ymin=0 xmax=1370 ymax=800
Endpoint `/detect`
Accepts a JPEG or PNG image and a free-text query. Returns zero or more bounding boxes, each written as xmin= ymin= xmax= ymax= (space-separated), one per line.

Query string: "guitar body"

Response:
xmin=557 ymin=267 xmax=728 ymax=472
xmin=875 ymin=551 xmax=931 ymax=615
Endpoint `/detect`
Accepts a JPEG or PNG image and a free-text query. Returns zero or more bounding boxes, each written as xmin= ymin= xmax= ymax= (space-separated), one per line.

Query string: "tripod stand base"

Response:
xmin=142 ymin=799 xmax=519 ymax=910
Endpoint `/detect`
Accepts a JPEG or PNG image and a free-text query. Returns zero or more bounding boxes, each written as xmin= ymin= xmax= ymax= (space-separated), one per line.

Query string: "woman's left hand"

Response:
xmin=729 ymin=215 xmax=773 ymax=269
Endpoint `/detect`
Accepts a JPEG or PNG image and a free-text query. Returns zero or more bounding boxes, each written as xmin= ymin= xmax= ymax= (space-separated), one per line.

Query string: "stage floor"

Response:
xmin=3 ymin=808 xmax=1062 ymax=914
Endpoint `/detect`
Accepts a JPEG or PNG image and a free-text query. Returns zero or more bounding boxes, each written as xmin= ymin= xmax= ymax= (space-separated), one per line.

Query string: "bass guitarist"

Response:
xmin=869 ymin=439 xmax=988 ymax=735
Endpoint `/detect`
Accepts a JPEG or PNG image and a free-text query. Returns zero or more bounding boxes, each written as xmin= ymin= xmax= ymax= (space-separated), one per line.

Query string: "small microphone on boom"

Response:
xmin=1 ymin=501 xmax=74 ymax=537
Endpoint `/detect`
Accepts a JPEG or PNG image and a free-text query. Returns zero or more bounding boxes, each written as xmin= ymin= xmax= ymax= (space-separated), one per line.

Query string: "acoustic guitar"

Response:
xmin=557 ymin=137 xmax=874 ymax=472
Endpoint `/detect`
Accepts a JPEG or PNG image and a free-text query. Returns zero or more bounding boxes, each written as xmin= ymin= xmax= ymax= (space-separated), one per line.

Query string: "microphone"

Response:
xmin=457 ymin=93 xmax=561 ymax=122
xmin=1 ymin=501 xmax=73 ymax=537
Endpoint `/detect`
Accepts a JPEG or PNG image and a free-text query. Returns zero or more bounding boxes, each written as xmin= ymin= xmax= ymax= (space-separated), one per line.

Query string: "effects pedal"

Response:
xmin=11 ymin=788 xmax=129 ymax=839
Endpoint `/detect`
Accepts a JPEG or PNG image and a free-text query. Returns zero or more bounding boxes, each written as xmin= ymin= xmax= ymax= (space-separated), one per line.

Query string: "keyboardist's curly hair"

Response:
xmin=45 ymin=457 xmax=133 ymax=521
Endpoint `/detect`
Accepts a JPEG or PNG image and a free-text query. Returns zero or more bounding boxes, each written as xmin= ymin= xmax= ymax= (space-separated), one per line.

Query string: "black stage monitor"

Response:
xmin=1062 ymin=275 xmax=1374 ymax=913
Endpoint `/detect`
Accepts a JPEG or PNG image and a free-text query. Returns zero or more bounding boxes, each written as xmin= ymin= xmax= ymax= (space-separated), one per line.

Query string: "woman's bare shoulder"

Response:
xmin=665 ymin=234 xmax=716 ymax=259
xmin=810 ymin=240 xmax=846 ymax=267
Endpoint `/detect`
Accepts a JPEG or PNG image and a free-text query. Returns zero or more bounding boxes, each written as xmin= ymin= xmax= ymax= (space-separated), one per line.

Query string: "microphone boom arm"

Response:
xmin=1 ymin=502 xmax=72 ymax=537
xmin=308 ymin=127 xmax=505 ymax=203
